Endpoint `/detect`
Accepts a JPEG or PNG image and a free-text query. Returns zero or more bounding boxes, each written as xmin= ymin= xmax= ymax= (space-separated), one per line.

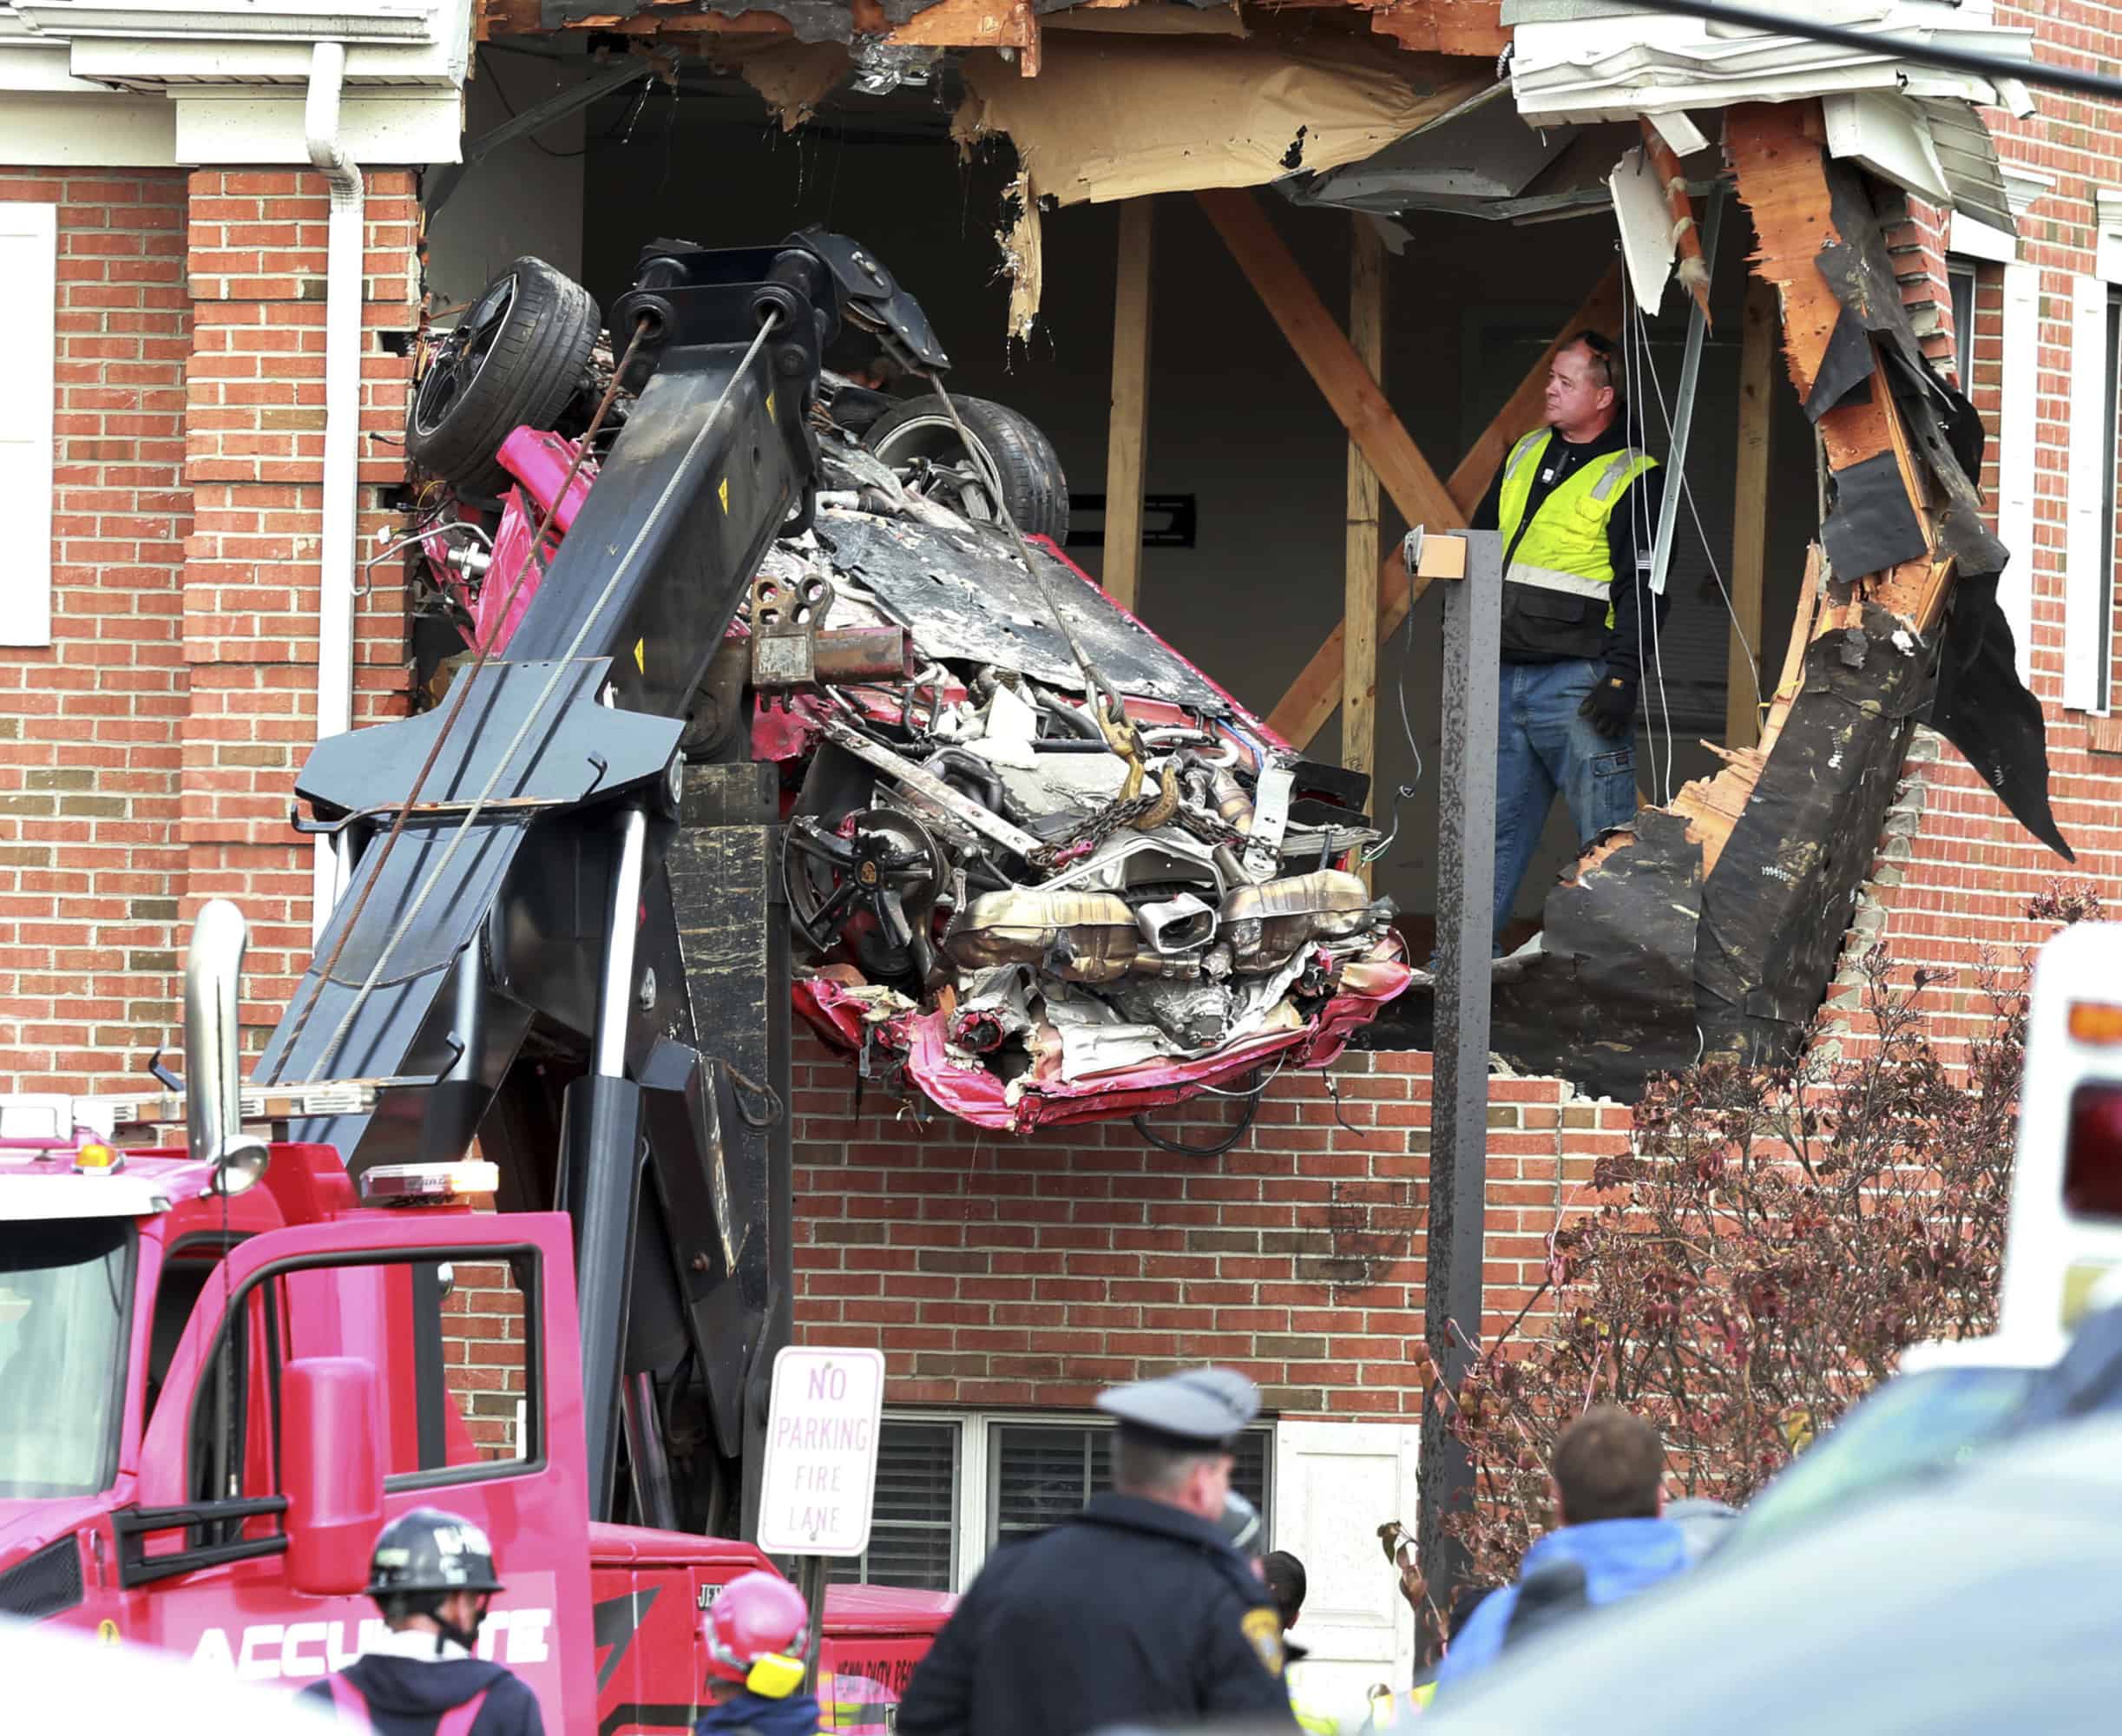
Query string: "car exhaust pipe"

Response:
xmin=186 ymin=899 xmax=270 ymax=1194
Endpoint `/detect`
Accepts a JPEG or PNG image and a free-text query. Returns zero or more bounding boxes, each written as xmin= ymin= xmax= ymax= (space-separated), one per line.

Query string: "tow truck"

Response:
xmin=0 ymin=903 xmax=945 ymax=1728
xmin=0 ymin=234 xmax=965 ymax=1726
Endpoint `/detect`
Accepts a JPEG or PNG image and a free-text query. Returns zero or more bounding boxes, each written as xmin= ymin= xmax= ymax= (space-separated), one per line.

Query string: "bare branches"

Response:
xmin=1432 ymin=882 xmax=2103 ymax=1588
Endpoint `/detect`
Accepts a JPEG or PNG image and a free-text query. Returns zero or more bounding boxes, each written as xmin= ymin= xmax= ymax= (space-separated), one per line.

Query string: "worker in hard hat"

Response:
xmin=300 ymin=1507 xmax=544 ymax=1735
xmin=698 ymin=1569 xmax=823 ymax=1736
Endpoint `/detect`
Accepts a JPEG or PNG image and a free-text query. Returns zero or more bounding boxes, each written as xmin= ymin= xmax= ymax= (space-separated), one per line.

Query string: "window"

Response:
xmin=833 ymin=1411 xmax=1273 ymax=1594
xmin=187 ymin=1248 xmax=544 ymax=1516
xmin=830 ymin=1419 xmax=960 ymax=1592
xmin=1948 ymin=262 xmax=1977 ymax=391
xmin=0 ymin=1219 xmax=133 ymax=1497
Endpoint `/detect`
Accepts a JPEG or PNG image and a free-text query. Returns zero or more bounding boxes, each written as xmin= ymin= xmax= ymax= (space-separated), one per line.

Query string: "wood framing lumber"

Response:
xmin=1641 ymin=120 xmax=1710 ymax=325
xmin=1196 ymin=187 xmax=1461 ymax=535
xmin=1345 ymin=215 xmax=1386 ymax=879
xmin=1727 ymin=274 xmax=1776 ymax=749
xmin=1367 ymin=0 xmax=1509 ymax=56
xmin=1264 ymin=262 xmax=1625 ymax=748
xmin=1102 ymin=198 xmax=1156 ymax=614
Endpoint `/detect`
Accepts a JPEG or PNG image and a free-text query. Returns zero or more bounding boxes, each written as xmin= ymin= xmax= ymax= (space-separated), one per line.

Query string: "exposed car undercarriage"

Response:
xmin=403 ymin=240 xmax=1411 ymax=1134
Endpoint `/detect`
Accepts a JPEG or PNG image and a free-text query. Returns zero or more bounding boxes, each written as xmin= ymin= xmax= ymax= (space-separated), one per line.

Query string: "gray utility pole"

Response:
xmin=1415 ymin=528 xmax=1501 ymax=1647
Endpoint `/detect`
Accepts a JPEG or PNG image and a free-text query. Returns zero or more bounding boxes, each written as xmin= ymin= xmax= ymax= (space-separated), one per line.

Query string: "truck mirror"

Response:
xmin=282 ymin=1357 xmax=384 ymax=1597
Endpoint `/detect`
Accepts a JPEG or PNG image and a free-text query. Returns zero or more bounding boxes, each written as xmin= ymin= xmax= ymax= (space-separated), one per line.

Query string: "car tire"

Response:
xmin=863 ymin=393 xmax=1070 ymax=542
xmin=408 ymin=257 xmax=601 ymax=495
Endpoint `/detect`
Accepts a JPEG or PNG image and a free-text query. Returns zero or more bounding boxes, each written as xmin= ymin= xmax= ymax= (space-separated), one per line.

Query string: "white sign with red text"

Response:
xmin=756 ymin=1345 xmax=885 ymax=1557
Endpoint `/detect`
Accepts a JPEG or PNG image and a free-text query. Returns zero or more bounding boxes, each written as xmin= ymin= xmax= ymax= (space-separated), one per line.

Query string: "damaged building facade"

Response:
xmin=0 ymin=0 xmax=2113 ymax=1693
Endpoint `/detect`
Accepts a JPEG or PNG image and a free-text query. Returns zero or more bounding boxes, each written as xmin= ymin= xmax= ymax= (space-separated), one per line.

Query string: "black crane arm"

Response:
xmin=255 ymin=240 xmax=876 ymax=1532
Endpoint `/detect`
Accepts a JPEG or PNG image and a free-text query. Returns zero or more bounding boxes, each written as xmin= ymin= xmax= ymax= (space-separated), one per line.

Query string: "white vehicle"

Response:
xmin=2000 ymin=919 xmax=2122 ymax=1334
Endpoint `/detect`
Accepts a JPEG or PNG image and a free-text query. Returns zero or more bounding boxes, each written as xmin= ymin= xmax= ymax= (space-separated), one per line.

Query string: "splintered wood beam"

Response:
xmin=1641 ymin=121 xmax=1710 ymax=326
xmin=1264 ymin=261 xmax=1625 ymax=749
xmin=1368 ymin=0 xmax=1509 ymax=56
xmin=1102 ymin=198 xmax=1155 ymax=614
xmin=1727 ymin=275 xmax=1777 ymax=748
xmin=1197 ymin=187 xmax=1462 ymax=535
xmin=1662 ymin=100 xmax=1950 ymax=873
xmin=1345 ymin=215 xmax=1387 ymax=883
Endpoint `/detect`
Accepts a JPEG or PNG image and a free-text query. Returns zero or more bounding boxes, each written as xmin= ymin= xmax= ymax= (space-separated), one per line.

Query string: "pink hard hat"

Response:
xmin=705 ymin=1570 xmax=811 ymax=1686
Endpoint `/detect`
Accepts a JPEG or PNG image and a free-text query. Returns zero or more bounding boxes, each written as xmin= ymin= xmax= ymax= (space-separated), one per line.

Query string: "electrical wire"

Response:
xmin=273 ymin=316 xmax=654 ymax=1076
xmin=1618 ymin=261 xmax=1676 ymax=805
xmin=475 ymin=49 xmax=653 ymax=160
xmin=1133 ymin=1072 xmax=1266 ymax=1156
xmin=1627 ymin=298 xmax=1767 ymax=723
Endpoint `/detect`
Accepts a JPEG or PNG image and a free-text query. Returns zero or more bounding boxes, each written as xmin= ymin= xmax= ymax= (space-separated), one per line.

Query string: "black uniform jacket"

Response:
xmin=897 ymin=1492 xmax=1297 ymax=1736
xmin=298 ymin=1656 xmax=545 ymax=1736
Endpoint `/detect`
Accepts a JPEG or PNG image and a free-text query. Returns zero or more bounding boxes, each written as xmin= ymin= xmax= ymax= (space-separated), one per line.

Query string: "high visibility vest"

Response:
xmin=1495 ymin=430 xmax=1658 ymax=631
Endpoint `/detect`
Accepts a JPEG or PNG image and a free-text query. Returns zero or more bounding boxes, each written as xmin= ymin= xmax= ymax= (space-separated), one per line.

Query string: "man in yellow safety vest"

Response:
xmin=1470 ymin=329 xmax=1665 ymax=945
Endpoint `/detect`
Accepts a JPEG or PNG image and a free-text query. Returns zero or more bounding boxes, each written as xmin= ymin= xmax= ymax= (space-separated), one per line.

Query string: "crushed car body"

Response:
xmin=402 ymin=240 xmax=1412 ymax=1134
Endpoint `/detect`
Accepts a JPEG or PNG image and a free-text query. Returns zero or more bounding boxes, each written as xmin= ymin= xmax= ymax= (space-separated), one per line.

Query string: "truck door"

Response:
xmin=118 ymin=1209 xmax=596 ymax=1725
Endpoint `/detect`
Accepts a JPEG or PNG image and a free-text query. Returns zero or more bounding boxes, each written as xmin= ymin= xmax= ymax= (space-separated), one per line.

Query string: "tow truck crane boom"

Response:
xmin=247 ymin=240 xmax=897 ymax=1535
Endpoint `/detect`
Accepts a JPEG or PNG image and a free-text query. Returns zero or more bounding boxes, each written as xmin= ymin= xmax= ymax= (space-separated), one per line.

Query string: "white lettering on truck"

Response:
xmin=189 ymin=1610 xmax=553 ymax=1679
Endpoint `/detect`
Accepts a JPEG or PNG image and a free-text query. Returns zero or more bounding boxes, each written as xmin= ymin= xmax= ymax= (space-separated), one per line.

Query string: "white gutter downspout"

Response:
xmin=305 ymin=42 xmax=364 ymax=944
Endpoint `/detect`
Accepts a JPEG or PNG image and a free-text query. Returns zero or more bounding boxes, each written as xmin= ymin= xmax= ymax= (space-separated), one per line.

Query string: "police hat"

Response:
xmin=1096 ymin=1365 xmax=1260 ymax=1449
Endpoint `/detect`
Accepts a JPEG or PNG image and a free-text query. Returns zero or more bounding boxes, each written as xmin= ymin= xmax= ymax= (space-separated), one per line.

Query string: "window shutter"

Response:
xmin=2064 ymin=273 xmax=2111 ymax=713
xmin=0 ymin=202 xmax=54 ymax=649
xmin=1998 ymin=261 xmax=2040 ymax=690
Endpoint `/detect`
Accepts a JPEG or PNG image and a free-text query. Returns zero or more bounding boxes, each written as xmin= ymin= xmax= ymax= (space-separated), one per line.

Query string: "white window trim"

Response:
xmin=2064 ymin=273 xmax=2114 ymax=714
xmin=1997 ymin=261 xmax=2039 ymax=690
xmin=0 ymin=200 xmax=54 ymax=649
xmin=1948 ymin=210 xmax=2017 ymax=266
xmin=883 ymin=1406 xmax=1275 ymax=1592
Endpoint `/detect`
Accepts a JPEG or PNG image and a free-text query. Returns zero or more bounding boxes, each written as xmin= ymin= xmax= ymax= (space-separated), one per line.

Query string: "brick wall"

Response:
xmin=788 ymin=1032 xmax=1630 ymax=1416
xmin=179 ymin=168 xmax=420 ymax=1038
xmin=443 ymin=1257 xmax=532 ymax=1460
xmin=0 ymin=169 xmax=189 ymax=1093
xmin=1830 ymin=6 xmax=2122 ymax=1049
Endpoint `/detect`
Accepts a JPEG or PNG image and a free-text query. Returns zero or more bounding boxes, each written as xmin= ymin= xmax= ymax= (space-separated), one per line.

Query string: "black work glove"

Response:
xmin=1577 ymin=670 xmax=1638 ymax=739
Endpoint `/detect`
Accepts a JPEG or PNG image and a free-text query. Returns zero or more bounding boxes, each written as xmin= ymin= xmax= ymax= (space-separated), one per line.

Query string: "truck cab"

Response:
xmin=0 ymin=907 xmax=947 ymax=1728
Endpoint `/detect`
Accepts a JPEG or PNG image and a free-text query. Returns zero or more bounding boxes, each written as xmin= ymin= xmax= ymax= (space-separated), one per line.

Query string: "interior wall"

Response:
xmin=424 ymin=44 xmax=591 ymax=315
xmin=571 ymin=92 xmax=1818 ymax=926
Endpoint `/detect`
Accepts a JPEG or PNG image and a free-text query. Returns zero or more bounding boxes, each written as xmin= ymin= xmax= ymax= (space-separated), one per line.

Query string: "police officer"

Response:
xmin=896 ymin=1367 xmax=1296 ymax=1736
xmin=300 ymin=1508 xmax=545 ymax=1736
xmin=1469 ymin=329 xmax=1665 ymax=945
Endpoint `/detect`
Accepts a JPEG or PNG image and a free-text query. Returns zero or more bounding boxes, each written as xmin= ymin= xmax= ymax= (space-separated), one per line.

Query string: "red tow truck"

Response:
xmin=0 ymin=905 xmax=946 ymax=1730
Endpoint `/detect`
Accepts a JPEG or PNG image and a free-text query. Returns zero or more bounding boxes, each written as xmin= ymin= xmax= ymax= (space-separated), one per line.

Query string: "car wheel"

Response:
xmin=863 ymin=393 xmax=1070 ymax=542
xmin=408 ymin=256 xmax=600 ymax=495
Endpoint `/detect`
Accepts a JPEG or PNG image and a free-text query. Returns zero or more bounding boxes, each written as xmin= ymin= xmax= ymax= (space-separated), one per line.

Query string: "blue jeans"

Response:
xmin=1493 ymin=658 xmax=1637 ymax=940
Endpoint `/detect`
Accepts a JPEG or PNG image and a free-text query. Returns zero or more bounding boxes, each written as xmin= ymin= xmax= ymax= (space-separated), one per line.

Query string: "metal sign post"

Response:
xmin=1415 ymin=529 xmax=1501 ymax=1642
xmin=755 ymin=1345 xmax=887 ymax=1693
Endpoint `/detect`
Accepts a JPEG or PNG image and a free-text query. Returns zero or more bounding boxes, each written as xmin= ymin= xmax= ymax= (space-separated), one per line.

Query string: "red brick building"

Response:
xmin=0 ymin=0 xmax=2110 ymax=1698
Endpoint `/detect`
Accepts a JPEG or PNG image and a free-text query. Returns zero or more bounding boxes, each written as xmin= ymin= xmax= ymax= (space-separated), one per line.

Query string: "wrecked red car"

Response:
xmin=399 ymin=238 xmax=1410 ymax=1134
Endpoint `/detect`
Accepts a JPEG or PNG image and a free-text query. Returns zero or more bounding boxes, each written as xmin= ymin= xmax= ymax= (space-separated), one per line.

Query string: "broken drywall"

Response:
xmin=951 ymin=31 xmax=1482 ymax=328
xmin=953 ymin=32 xmax=1484 ymax=206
